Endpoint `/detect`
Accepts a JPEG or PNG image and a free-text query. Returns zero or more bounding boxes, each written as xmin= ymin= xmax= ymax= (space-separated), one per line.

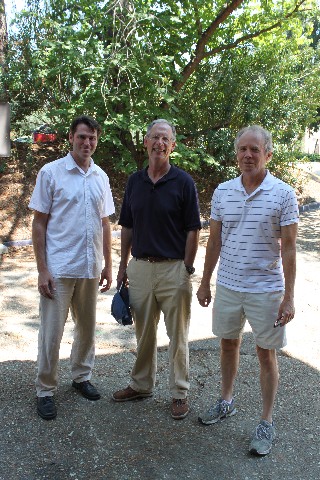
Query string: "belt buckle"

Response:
xmin=148 ymin=257 xmax=158 ymax=263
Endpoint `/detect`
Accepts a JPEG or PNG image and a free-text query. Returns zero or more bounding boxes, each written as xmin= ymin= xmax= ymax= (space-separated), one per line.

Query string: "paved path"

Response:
xmin=0 ymin=210 xmax=319 ymax=480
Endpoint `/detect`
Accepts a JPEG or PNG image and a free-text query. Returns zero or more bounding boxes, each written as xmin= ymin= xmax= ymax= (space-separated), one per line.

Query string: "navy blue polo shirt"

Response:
xmin=119 ymin=165 xmax=201 ymax=259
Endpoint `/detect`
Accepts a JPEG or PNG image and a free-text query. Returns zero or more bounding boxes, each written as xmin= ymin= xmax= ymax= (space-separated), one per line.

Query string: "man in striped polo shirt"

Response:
xmin=196 ymin=125 xmax=299 ymax=456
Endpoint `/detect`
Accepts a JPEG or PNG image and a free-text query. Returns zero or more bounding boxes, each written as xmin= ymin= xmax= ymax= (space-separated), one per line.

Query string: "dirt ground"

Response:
xmin=0 ymin=159 xmax=320 ymax=479
xmin=0 ymin=216 xmax=320 ymax=479
xmin=0 ymin=144 xmax=319 ymax=244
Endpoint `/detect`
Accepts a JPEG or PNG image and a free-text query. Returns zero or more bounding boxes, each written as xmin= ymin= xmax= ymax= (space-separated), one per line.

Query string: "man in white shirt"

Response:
xmin=196 ymin=125 xmax=299 ymax=455
xmin=29 ymin=115 xmax=115 ymax=420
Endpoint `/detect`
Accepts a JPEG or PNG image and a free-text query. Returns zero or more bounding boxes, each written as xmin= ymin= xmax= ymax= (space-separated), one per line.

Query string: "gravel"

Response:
xmin=1 ymin=209 xmax=320 ymax=480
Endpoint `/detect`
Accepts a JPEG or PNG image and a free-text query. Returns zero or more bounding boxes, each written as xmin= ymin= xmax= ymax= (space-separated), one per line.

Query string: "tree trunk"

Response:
xmin=0 ymin=0 xmax=9 ymax=101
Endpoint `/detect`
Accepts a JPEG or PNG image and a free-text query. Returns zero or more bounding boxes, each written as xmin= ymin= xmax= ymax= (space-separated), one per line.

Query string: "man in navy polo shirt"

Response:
xmin=112 ymin=119 xmax=201 ymax=419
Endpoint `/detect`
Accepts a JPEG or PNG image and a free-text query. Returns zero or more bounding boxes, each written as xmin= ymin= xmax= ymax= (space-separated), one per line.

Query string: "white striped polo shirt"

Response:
xmin=211 ymin=170 xmax=299 ymax=293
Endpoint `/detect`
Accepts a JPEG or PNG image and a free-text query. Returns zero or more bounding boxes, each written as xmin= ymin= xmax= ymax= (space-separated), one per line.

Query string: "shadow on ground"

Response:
xmin=1 ymin=206 xmax=319 ymax=480
xmin=0 ymin=332 xmax=319 ymax=480
xmin=296 ymin=210 xmax=320 ymax=256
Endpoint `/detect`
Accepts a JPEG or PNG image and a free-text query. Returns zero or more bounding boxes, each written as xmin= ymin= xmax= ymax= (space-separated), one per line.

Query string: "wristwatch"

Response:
xmin=185 ymin=265 xmax=195 ymax=275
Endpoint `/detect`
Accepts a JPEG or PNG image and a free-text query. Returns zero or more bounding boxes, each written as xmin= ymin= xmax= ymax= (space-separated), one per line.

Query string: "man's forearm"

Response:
xmin=200 ymin=220 xmax=222 ymax=286
xmin=281 ymin=223 xmax=298 ymax=300
xmin=184 ymin=229 xmax=199 ymax=266
xmin=119 ymin=226 xmax=133 ymax=267
xmin=282 ymin=248 xmax=296 ymax=300
xmin=32 ymin=217 xmax=48 ymax=274
xmin=200 ymin=242 xmax=221 ymax=285
xmin=116 ymin=227 xmax=132 ymax=286
xmin=102 ymin=217 xmax=112 ymax=267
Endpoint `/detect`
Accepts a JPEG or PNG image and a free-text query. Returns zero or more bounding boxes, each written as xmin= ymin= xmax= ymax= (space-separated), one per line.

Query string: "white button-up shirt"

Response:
xmin=29 ymin=153 xmax=115 ymax=278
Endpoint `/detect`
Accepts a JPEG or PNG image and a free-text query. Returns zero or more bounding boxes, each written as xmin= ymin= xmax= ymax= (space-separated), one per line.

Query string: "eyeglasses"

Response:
xmin=148 ymin=135 xmax=173 ymax=144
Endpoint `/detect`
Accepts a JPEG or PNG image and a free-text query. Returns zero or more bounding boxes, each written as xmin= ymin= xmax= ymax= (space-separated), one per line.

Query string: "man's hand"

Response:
xmin=196 ymin=284 xmax=212 ymax=307
xmin=38 ymin=271 xmax=56 ymax=299
xmin=275 ymin=297 xmax=295 ymax=327
xmin=99 ymin=265 xmax=112 ymax=292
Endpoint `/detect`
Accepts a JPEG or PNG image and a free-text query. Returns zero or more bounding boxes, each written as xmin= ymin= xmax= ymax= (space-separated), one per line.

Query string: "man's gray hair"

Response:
xmin=146 ymin=119 xmax=176 ymax=141
xmin=234 ymin=125 xmax=273 ymax=153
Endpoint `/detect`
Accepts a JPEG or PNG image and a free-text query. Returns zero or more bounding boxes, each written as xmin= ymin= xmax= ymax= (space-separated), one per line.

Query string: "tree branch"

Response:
xmin=204 ymin=0 xmax=308 ymax=57
xmin=172 ymin=0 xmax=308 ymax=93
xmin=180 ymin=122 xmax=231 ymax=143
xmin=172 ymin=0 xmax=245 ymax=92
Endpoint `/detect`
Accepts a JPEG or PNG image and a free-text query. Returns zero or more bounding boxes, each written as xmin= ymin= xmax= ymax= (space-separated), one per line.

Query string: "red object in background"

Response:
xmin=33 ymin=132 xmax=57 ymax=143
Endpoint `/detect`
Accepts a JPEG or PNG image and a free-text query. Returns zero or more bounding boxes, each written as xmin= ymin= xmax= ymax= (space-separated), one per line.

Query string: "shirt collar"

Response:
xmin=235 ymin=170 xmax=274 ymax=192
xmin=142 ymin=164 xmax=179 ymax=183
xmin=66 ymin=152 xmax=97 ymax=174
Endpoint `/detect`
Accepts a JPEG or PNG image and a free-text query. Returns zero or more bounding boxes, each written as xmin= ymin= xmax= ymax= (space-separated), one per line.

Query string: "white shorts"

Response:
xmin=212 ymin=284 xmax=287 ymax=349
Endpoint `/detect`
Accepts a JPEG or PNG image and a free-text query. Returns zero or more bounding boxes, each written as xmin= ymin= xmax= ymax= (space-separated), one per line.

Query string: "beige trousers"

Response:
xmin=36 ymin=277 xmax=99 ymax=397
xmin=126 ymin=259 xmax=192 ymax=399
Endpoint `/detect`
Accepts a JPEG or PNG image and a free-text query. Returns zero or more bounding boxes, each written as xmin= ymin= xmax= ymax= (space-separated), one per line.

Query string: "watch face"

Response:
xmin=186 ymin=266 xmax=195 ymax=275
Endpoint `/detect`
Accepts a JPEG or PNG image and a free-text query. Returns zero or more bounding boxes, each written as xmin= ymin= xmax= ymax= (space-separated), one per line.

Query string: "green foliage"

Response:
xmin=268 ymin=144 xmax=306 ymax=194
xmin=4 ymin=0 xmax=320 ymax=186
xmin=293 ymin=152 xmax=320 ymax=162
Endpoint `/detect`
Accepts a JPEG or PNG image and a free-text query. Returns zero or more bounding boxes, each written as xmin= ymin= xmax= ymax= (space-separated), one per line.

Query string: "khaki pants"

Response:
xmin=36 ymin=277 xmax=99 ymax=397
xmin=126 ymin=259 xmax=192 ymax=399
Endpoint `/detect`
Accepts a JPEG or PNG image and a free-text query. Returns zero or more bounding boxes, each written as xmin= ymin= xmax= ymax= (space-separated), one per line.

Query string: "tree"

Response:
xmin=0 ymin=0 xmax=9 ymax=101
xmin=5 ymin=0 xmax=320 ymax=172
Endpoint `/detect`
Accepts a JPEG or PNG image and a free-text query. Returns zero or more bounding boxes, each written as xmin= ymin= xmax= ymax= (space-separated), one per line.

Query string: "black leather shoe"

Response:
xmin=37 ymin=396 xmax=57 ymax=420
xmin=72 ymin=380 xmax=101 ymax=400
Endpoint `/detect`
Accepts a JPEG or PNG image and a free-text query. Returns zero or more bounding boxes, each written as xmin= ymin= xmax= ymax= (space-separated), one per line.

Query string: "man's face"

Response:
xmin=144 ymin=123 xmax=176 ymax=163
xmin=69 ymin=123 xmax=98 ymax=165
xmin=236 ymin=131 xmax=272 ymax=176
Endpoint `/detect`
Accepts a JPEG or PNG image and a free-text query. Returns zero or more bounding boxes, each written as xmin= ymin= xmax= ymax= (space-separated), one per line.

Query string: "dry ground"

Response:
xmin=1 ymin=143 xmax=320 ymax=244
xmin=0 ymin=147 xmax=320 ymax=480
xmin=0 ymin=146 xmax=319 ymax=366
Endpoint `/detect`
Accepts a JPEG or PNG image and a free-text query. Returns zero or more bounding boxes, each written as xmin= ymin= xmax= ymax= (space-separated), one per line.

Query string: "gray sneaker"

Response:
xmin=198 ymin=398 xmax=237 ymax=425
xmin=249 ymin=420 xmax=276 ymax=456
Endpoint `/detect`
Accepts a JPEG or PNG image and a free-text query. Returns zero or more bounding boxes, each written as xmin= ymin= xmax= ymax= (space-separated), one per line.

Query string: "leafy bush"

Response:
xmin=292 ymin=152 xmax=320 ymax=163
xmin=268 ymin=146 xmax=307 ymax=197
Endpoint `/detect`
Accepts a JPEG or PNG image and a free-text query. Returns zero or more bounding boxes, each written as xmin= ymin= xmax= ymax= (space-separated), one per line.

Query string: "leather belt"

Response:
xmin=135 ymin=256 xmax=174 ymax=263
